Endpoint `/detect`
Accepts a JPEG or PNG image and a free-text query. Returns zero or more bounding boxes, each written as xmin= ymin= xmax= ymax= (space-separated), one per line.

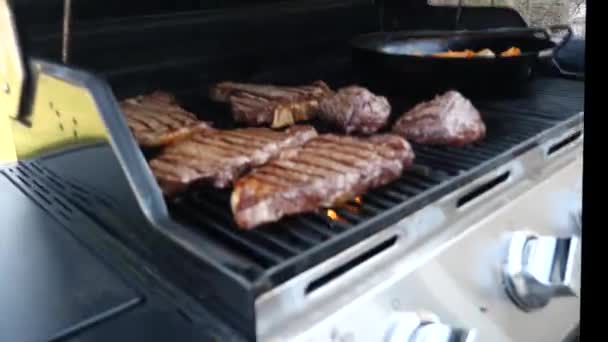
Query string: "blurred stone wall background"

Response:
xmin=430 ymin=0 xmax=586 ymax=36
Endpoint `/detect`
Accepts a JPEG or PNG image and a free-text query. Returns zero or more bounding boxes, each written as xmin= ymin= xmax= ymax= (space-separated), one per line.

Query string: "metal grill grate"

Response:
xmin=168 ymin=80 xmax=584 ymax=286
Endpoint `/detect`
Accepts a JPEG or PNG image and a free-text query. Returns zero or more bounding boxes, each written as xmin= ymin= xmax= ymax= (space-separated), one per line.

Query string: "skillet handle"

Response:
xmin=550 ymin=59 xmax=585 ymax=81
xmin=546 ymin=25 xmax=573 ymax=53
xmin=543 ymin=25 xmax=583 ymax=81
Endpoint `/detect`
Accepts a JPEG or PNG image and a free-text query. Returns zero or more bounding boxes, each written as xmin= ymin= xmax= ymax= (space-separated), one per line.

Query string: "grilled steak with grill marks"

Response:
xmin=121 ymin=91 xmax=212 ymax=148
xmin=392 ymin=90 xmax=486 ymax=146
xmin=149 ymin=125 xmax=318 ymax=196
xmin=231 ymin=134 xmax=414 ymax=229
xmin=209 ymin=81 xmax=334 ymax=128
xmin=318 ymin=86 xmax=391 ymax=135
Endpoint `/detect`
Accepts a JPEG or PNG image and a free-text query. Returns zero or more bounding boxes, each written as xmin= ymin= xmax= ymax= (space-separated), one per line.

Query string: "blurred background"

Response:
xmin=430 ymin=0 xmax=586 ymax=37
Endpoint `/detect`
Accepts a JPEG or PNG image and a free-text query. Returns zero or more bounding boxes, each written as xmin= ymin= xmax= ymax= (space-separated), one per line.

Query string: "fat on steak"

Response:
xmin=392 ymin=90 xmax=486 ymax=146
xmin=231 ymin=134 xmax=415 ymax=229
xmin=149 ymin=125 xmax=318 ymax=196
xmin=209 ymin=81 xmax=334 ymax=128
xmin=120 ymin=91 xmax=212 ymax=148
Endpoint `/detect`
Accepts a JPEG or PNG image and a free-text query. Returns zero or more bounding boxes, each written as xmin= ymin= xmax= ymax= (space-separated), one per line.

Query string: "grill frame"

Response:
xmin=3 ymin=1 xmax=584 ymax=339
xmin=13 ymin=58 xmax=584 ymax=340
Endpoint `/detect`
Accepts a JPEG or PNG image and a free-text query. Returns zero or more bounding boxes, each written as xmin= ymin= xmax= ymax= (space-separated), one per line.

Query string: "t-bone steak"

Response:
xmin=209 ymin=81 xmax=334 ymax=128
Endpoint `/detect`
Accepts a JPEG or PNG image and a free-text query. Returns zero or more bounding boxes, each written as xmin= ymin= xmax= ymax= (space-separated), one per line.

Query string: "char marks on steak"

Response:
xmin=149 ymin=125 xmax=318 ymax=196
xmin=121 ymin=91 xmax=212 ymax=148
xmin=392 ymin=90 xmax=486 ymax=146
xmin=209 ymin=81 xmax=334 ymax=128
xmin=318 ymin=86 xmax=391 ymax=135
xmin=231 ymin=134 xmax=415 ymax=229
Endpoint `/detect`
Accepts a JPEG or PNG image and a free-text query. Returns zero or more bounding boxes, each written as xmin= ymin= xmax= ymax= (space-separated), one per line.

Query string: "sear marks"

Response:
xmin=149 ymin=125 xmax=318 ymax=196
xmin=231 ymin=133 xmax=415 ymax=229
xmin=121 ymin=90 xmax=212 ymax=148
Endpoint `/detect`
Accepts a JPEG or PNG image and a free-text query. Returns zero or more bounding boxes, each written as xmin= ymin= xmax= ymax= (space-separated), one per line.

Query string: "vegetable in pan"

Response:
xmin=430 ymin=46 xmax=522 ymax=58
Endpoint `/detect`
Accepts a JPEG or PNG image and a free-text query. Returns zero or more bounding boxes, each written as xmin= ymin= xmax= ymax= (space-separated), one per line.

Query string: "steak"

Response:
xmin=121 ymin=91 xmax=212 ymax=148
xmin=231 ymin=134 xmax=414 ymax=229
xmin=392 ymin=90 xmax=486 ymax=146
xmin=149 ymin=125 xmax=318 ymax=196
xmin=209 ymin=81 xmax=334 ymax=128
xmin=318 ymin=86 xmax=391 ymax=135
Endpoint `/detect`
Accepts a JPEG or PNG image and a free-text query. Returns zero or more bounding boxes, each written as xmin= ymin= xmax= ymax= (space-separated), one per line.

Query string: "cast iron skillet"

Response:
xmin=350 ymin=25 xmax=581 ymax=97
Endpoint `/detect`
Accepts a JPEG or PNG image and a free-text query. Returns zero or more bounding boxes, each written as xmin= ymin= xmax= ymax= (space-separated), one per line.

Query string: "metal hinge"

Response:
xmin=0 ymin=0 xmax=26 ymax=120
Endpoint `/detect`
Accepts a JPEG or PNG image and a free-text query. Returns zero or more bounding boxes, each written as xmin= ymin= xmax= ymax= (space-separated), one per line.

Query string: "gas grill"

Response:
xmin=0 ymin=0 xmax=583 ymax=341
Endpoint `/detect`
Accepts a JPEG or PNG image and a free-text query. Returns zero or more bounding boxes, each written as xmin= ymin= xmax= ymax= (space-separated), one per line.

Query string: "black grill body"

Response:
xmin=5 ymin=0 xmax=584 ymax=339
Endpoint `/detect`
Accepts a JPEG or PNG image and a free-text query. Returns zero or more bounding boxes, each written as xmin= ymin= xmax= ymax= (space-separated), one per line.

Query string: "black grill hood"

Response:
xmin=12 ymin=0 xmax=529 ymax=97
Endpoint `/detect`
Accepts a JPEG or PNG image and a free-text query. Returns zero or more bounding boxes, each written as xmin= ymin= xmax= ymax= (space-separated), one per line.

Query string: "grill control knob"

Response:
xmin=385 ymin=312 xmax=477 ymax=342
xmin=503 ymin=231 xmax=581 ymax=311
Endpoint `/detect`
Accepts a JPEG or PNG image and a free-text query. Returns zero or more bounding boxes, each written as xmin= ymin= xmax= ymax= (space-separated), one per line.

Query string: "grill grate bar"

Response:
xmin=406 ymin=166 xmax=445 ymax=186
xmin=310 ymin=213 xmax=350 ymax=232
xmin=378 ymin=189 xmax=410 ymax=202
xmin=411 ymin=163 xmax=453 ymax=181
xmin=414 ymin=151 xmax=474 ymax=171
xmin=476 ymin=138 xmax=516 ymax=151
xmin=291 ymin=216 xmax=335 ymax=239
xmin=361 ymin=192 xmax=394 ymax=210
xmin=174 ymin=201 xmax=284 ymax=267
xmin=412 ymin=153 xmax=462 ymax=169
xmin=400 ymin=176 xmax=437 ymax=191
xmin=321 ymin=215 xmax=351 ymax=232
xmin=351 ymin=198 xmax=384 ymax=214
xmin=406 ymin=174 xmax=438 ymax=189
xmin=249 ymin=230 xmax=303 ymax=256
xmin=333 ymin=208 xmax=363 ymax=224
xmin=503 ymin=130 xmax=536 ymax=141
xmin=393 ymin=179 xmax=427 ymax=195
xmin=490 ymin=115 xmax=552 ymax=129
xmin=262 ymin=227 xmax=314 ymax=250
xmin=408 ymin=164 xmax=451 ymax=183
xmin=281 ymin=224 xmax=324 ymax=246
xmin=436 ymin=150 xmax=487 ymax=165
xmin=453 ymin=146 xmax=496 ymax=159
xmin=496 ymin=134 xmax=533 ymax=145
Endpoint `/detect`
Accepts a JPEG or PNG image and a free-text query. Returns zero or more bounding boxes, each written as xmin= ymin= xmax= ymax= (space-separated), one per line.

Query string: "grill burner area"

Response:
xmin=164 ymin=74 xmax=583 ymax=288
xmin=5 ymin=1 xmax=584 ymax=339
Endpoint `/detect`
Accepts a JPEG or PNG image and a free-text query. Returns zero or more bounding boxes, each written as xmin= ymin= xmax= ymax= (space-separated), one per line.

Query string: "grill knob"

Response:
xmin=503 ymin=231 xmax=581 ymax=311
xmin=385 ymin=312 xmax=477 ymax=342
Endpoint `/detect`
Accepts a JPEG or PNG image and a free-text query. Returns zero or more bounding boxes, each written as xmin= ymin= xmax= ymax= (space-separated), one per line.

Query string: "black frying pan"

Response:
xmin=350 ymin=25 xmax=579 ymax=97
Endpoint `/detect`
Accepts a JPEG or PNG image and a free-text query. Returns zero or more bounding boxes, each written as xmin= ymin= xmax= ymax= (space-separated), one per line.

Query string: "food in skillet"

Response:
xmin=318 ymin=85 xmax=391 ymax=135
xmin=392 ymin=90 xmax=486 ymax=146
xmin=430 ymin=46 xmax=521 ymax=58
xmin=209 ymin=80 xmax=334 ymax=128
xmin=230 ymin=134 xmax=414 ymax=229
xmin=499 ymin=47 xmax=522 ymax=57
xmin=120 ymin=91 xmax=212 ymax=148
xmin=148 ymin=125 xmax=318 ymax=196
